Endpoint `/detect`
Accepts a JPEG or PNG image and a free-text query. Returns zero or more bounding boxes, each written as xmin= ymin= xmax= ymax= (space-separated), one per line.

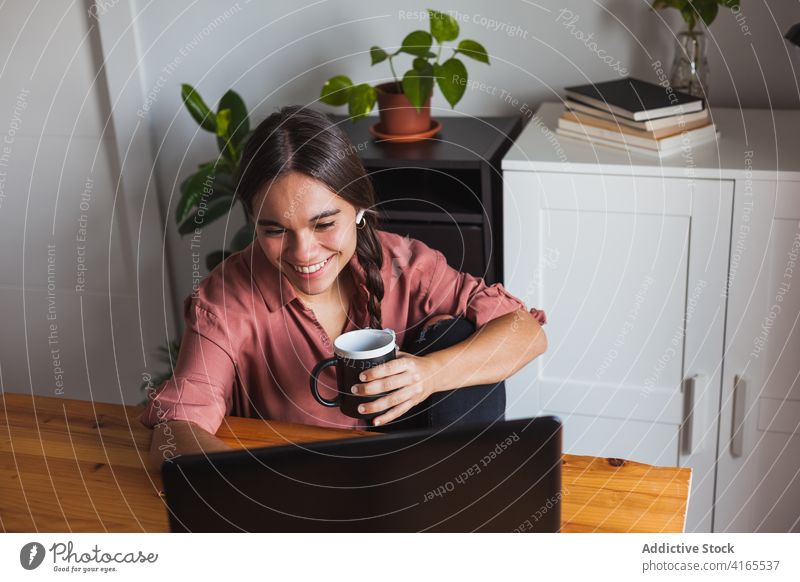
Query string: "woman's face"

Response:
xmin=251 ymin=171 xmax=360 ymax=300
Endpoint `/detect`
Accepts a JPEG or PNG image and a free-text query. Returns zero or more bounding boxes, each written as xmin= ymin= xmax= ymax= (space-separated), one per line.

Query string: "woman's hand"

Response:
xmin=350 ymin=350 xmax=440 ymax=426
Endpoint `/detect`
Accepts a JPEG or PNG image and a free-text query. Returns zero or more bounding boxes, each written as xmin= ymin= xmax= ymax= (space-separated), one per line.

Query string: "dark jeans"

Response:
xmin=374 ymin=317 xmax=506 ymax=432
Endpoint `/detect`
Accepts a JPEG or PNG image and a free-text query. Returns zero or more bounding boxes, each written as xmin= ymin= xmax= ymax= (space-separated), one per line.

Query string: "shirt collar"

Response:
xmin=244 ymin=242 xmax=370 ymax=313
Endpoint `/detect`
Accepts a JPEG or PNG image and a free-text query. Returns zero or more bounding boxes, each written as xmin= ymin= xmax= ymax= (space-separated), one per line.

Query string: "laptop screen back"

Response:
xmin=161 ymin=416 xmax=562 ymax=532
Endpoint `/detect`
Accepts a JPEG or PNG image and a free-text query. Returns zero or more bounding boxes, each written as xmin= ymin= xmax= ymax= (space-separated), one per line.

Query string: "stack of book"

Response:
xmin=557 ymin=77 xmax=717 ymax=158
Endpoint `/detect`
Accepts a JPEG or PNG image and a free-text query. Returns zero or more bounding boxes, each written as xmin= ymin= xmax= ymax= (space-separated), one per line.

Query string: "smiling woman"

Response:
xmin=236 ymin=109 xmax=387 ymax=332
xmin=141 ymin=106 xmax=547 ymax=468
xmin=250 ymin=175 xmax=363 ymax=321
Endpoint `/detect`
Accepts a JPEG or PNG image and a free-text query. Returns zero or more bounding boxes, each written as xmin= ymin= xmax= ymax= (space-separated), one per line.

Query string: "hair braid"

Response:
xmin=355 ymin=216 xmax=384 ymax=329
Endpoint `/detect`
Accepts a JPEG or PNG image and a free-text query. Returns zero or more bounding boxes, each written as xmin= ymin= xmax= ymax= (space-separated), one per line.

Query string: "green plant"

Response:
xmin=652 ymin=0 xmax=741 ymax=33
xmin=319 ymin=8 xmax=490 ymax=120
xmin=176 ymin=84 xmax=255 ymax=271
xmin=140 ymin=85 xmax=253 ymax=401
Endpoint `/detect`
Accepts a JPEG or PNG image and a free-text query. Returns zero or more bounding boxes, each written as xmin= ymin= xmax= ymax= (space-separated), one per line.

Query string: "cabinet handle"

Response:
xmin=730 ymin=374 xmax=746 ymax=458
xmin=681 ymin=374 xmax=705 ymax=455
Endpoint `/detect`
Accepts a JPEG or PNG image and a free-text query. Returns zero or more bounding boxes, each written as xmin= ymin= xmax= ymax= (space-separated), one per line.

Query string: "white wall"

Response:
xmin=1 ymin=0 xmax=797 ymax=405
xmin=126 ymin=0 xmax=800 ymax=313
xmin=0 ymin=1 xmax=173 ymax=405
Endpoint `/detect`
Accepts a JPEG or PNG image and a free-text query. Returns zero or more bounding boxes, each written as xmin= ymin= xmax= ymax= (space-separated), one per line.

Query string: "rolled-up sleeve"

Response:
xmin=418 ymin=243 xmax=547 ymax=329
xmin=139 ymin=298 xmax=236 ymax=435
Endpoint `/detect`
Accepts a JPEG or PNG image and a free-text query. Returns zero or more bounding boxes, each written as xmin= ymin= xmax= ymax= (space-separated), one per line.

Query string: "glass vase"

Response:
xmin=669 ymin=29 xmax=709 ymax=98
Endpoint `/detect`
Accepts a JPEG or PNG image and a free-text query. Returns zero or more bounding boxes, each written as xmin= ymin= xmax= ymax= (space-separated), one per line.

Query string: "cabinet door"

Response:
xmin=503 ymin=171 xmax=732 ymax=532
xmin=715 ymin=180 xmax=800 ymax=532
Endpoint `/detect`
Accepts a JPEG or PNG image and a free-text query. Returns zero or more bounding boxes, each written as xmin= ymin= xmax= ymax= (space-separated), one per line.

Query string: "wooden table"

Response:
xmin=0 ymin=393 xmax=691 ymax=532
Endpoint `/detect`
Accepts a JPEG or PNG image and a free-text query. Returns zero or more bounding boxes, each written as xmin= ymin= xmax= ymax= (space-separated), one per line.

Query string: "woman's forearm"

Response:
xmin=425 ymin=309 xmax=547 ymax=392
xmin=147 ymin=420 xmax=231 ymax=471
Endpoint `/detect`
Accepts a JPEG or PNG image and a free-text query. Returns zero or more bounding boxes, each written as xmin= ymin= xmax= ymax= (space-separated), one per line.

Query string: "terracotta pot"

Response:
xmin=375 ymin=82 xmax=432 ymax=135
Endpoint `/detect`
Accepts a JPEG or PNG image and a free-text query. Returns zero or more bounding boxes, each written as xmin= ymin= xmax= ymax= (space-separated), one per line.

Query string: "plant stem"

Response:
xmin=225 ymin=141 xmax=238 ymax=164
xmin=685 ymin=10 xmax=696 ymax=33
xmin=387 ymin=55 xmax=401 ymax=91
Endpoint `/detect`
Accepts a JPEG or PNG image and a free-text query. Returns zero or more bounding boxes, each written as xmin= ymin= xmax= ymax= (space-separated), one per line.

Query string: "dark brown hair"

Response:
xmin=236 ymin=105 xmax=384 ymax=328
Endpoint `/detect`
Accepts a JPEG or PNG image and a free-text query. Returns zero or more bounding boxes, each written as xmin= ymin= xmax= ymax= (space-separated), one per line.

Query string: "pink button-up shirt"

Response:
xmin=139 ymin=231 xmax=546 ymax=433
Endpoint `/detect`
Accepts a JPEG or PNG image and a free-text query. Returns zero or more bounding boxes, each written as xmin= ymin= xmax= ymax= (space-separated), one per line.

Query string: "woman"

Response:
xmin=142 ymin=105 xmax=547 ymax=467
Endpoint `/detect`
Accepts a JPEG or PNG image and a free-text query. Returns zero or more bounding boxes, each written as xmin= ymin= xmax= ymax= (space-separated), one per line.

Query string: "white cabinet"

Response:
xmin=502 ymin=103 xmax=800 ymax=532
xmin=714 ymin=180 xmax=800 ymax=532
xmin=503 ymin=170 xmax=731 ymax=533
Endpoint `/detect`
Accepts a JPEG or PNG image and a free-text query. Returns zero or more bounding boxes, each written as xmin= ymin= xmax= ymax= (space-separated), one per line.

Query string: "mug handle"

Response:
xmin=310 ymin=357 xmax=339 ymax=407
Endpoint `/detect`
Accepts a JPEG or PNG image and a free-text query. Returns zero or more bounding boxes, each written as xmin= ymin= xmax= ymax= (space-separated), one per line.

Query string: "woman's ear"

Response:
xmin=355 ymin=209 xmax=365 ymax=224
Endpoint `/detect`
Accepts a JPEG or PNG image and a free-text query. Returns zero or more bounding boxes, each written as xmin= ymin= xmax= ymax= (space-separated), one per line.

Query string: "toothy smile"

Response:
xmin=289 ymin=256 xmax=333 ymax=274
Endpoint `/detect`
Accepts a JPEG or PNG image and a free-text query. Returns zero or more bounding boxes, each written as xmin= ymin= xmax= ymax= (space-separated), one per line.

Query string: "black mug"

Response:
xmin=310 ymin=328 xmax=397 ymax=420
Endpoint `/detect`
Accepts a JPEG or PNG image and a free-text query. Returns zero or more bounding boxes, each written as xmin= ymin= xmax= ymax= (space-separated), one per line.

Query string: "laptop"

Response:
xmin=161 ymin=416 xmax=562 ymax=532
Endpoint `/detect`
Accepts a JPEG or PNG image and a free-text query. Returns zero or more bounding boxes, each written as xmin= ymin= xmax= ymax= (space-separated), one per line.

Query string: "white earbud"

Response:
xmin=355 ymin=209 xmax=365 ymax=225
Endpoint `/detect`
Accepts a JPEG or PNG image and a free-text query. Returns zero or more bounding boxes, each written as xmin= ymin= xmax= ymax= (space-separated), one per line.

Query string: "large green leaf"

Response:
xmin=694 ymin=0 xmax=719 ymax=26
xmin=178 ymin=194 xmax=235 ymax=235
xmin=197 ymin=158 xmax=234 ymax=175
xmin=191 ymin=166 xmax=235 ymax=192
xmin=400 ymin=30 xmax=432 ymax=57
xmin=457 ymin=39 xmax=490 ymax=64
xmin=434 ymin=58 xmax=468 ymax=108
xmin=428 ymin=9 xmax=459 ymax=42
xmin=402 ymin=69 xmax=434 ymax=111
xmin=214 ymin=170 xmax=235 ymax=192
xmin=370 ymin=46 xmax=388 ymax=65
xmin=177 ymin=166 xmax=211 ymax=223
xmin=217 ymin=89 xmax=249 ymax=149
xmin=215 ymin=109 xmax=231 ymax=139
xmin=215 ymin=109 xmax=235 ymax=163
xmin=413 ymin=57 xmax=433 ymax=73
xmin=175 ymin=167 xmax=235 ymax=224
xmin=347 ymin=83 xmax=377 ymax=120
xmin=180 ymin=84 xmax=216 ymax=132
xmin=320 ymin=75 xmax=353 ymax=106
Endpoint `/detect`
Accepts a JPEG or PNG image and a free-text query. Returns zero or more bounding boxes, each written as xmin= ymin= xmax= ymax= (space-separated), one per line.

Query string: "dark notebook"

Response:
xmin=564 ymin=77 xmax=704 ymax=121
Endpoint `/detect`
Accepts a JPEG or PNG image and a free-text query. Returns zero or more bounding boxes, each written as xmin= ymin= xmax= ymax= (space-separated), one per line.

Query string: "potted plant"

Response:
xmin=140 ymin=84 xmax=253 ymax=399
xmin=176 ymin=84 xmax=254 ymax=269
xmin=652 ymin=0 xmax=741 ymax=97
xmin=319 ymin=9 xmax=489 ymax=136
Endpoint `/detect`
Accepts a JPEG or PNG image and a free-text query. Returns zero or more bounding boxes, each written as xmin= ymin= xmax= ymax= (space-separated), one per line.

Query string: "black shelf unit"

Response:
xmin=333 ymin=115 xmax=524 ymax=285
